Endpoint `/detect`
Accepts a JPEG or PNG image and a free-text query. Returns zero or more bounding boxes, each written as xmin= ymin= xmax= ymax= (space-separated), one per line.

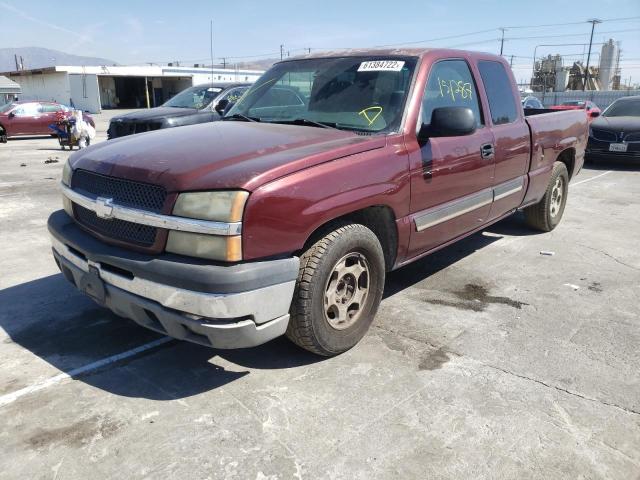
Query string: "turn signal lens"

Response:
xmin=166 ymin=232 xmax=242 ymax=262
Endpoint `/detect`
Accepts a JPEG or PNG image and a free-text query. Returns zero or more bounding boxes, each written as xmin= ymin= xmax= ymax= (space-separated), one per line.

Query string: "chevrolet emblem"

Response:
xmin=95 ymin=197 xmax=114 ymax=219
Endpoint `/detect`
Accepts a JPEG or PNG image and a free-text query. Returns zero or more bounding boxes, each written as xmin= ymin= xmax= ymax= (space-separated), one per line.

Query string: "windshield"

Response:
xmin=562 ymin=101 xmax=586 ymax=107
xmin=0 ymin=102 xmax=16 ymax=113
xmin=163 ymin=85 xmax=223 ymax=109
xmin=603 ymin=99 xmax=640 ymax=117
xmin=227 ymin=56 xmax=418 ymax=133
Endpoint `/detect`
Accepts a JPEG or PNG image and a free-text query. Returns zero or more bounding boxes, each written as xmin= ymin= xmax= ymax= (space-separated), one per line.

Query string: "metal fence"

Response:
xmin=532 ymin=90 xmax=640 ymax=110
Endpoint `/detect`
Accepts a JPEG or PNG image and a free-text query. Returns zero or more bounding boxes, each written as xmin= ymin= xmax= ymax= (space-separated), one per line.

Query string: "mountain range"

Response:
xmin=0 ymin=47 xmax=116 ymax=73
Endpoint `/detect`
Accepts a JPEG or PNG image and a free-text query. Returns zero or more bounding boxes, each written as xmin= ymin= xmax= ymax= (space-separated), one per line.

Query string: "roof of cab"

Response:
xmin=282 ymin=47 xmax=498 ymax=62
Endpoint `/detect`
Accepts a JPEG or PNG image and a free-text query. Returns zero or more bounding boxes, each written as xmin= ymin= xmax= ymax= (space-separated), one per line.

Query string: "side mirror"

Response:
xmin=419 ymin=106 xmax=476 ymax=140
xmin=8 ymin=111 xmax=15 ymax=119
xmin=590 ymin=111 xmax=600 ymax=118
xmin=214 ymin=99 xmax=229 ymax=115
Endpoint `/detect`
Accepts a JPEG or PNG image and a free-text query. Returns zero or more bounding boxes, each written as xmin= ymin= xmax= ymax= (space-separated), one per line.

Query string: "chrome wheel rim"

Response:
xmin=550 ymin=176 xmax=564 ymax=218
xmin=323 ymin=252 xmax=370 ymax=330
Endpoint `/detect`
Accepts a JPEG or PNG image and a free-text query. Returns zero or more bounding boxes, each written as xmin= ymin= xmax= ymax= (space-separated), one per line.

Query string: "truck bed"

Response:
xmin=522 ymin=108 xmax=588 ymax=205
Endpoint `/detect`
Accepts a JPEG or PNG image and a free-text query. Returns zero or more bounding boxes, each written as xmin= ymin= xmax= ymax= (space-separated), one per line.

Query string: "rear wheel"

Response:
xmin=286 ymin=223 xmax=385 ymax=356
xmin=524 ymin=161 xmax=569 ymax=232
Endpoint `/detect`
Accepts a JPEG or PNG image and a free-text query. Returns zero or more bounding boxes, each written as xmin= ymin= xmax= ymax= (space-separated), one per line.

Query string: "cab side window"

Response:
xmin=478 ymin=61 xmax=518 ymax=125
xmin=422 ymin=60 xmax=483 ymax=127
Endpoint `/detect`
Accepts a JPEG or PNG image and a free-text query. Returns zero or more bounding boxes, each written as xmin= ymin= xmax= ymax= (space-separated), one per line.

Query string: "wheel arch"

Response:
xmin=557 ymin=147 xmax=576 ymax=179
xmin=298 ymin=205 xmax=399 ymax=272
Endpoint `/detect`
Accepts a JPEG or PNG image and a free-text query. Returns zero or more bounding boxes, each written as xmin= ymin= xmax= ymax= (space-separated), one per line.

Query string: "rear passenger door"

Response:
xmin=477 ymin=60 xmax=530 ymax=220
xmin=407 ymin=59 xmax=495 ymax=258
xmin=41 ymin=103 xmax=62 ymax=134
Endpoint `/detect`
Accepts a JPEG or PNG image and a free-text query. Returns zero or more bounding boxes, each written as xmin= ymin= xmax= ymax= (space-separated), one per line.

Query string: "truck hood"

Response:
xmin=110 ymin=106 xmax=199 ymax=122
xmin=70 ymin=121 xmax=385 ymax=192
xmin=591 ymin=116 xmax=640 ymax=131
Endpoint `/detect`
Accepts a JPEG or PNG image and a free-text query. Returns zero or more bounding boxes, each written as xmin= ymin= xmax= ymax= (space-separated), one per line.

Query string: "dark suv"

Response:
xmin=107 ymin=83 xmax=250 ymax=139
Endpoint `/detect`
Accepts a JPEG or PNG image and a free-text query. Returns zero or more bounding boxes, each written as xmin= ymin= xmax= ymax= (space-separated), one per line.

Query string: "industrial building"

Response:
xmin=2 ymin=64 xmax=264 ymax=113
xmin=0 ymin=75 xmax=21 ymax=104
xmin=530 ymin=38 xmax=621 ymax=92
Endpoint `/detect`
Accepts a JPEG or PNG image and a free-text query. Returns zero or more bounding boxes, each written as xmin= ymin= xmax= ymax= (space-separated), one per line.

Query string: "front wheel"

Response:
xmin=286 ymin=223 xmax=385 ymax=356
xmin=524 ymin=161 xmax=569 ymax=232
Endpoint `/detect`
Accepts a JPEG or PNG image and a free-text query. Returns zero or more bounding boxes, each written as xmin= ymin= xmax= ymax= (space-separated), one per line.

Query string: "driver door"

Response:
xmin=407 ymin=59 xmax=495 ymax=258
xmin=8 ymin=103 xmax=39 ymax=135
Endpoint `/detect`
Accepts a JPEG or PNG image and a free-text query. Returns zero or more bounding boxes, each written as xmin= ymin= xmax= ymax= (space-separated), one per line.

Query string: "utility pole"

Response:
xmin=499 ymin=28 xmax=506 ymax=56
xmin=220 ymin=57 xmax=227 ymax=69
xmin=307 ymin=47 xmax=311 ymax=54
xmin=280 ymin=44 xmax=284 ymax=61
xmin=210 ymin=20 xmax=214 ymax=87
xmin=583 ymin=18 xmax=601 ymax=91
xmin=509 ymin=55 xmax=514 ymax=67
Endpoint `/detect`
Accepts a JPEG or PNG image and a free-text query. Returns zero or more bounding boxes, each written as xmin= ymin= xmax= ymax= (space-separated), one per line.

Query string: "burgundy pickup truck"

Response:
xmin=49 ymin=49 xmax=587 ymax=356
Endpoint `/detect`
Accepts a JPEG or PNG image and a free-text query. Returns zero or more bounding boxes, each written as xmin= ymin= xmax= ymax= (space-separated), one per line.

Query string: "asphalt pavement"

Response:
xmin=0 ymin=111 xmax=638 ymax=479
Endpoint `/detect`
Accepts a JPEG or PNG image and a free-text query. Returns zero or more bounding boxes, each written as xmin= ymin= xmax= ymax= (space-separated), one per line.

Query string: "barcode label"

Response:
xmin=358 ymin=60 xmax=405 ymax=72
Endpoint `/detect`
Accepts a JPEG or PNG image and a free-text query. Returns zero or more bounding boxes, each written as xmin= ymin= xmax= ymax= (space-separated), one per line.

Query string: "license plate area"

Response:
xmin=609 ymin=143 xmax=628 ymax=152
xmin=79 ymin=266 xmax=106 ymax=304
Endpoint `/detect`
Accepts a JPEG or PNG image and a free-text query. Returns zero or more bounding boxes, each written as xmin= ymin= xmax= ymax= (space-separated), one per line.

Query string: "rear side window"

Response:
xmin=422 ymin=59 xmax=483 ymax=127
xmin=478 ymin=61 xmax=518 ymax=125
xmin=42 ymin=104 xmax=62 ymax=113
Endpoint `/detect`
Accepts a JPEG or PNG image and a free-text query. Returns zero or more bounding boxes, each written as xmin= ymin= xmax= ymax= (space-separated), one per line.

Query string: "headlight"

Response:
xmin=172 ymin=191 xmax=248 ymax=222
xmin=167 ymin=191 xmax=249 ymax=261
xmin=61 ymin=160 xmax=74 ymax=217
xmin=166 ymin=232 xmax=242 ymax=261
xmin=62 ymin=160 xmax=73 ymax=186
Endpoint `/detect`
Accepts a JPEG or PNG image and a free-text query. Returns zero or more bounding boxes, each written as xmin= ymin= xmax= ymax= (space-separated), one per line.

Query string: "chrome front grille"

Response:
xmin=590 ymin=129 xmax=617 ymax=142
xmin=70 ymin=170 xmax=167 ymax=246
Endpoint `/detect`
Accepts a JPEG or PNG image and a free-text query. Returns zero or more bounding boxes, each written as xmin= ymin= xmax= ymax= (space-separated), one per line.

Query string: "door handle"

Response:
xmin=480 ymin=143 xmax=495 ymax=159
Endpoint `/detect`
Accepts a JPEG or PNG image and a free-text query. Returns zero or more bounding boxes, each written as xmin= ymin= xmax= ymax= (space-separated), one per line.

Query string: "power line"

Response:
xmin=504 ymin=28 xmax=640 ymax=41
xmin=116 ymin=16 xmax=640 ymax=69
xmin=503 ymin=15 xmax=640 ymax=29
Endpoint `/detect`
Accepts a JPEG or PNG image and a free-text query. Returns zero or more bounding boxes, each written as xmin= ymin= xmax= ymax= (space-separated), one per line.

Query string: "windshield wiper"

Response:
xmin=222 ymin=113 xmax=260 ymax=122
xmin=273 ymin=118 xmax=339 ymax=130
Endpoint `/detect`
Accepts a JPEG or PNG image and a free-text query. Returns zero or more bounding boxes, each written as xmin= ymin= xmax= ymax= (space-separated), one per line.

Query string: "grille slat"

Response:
xmin=591 ymin=129 xmax=617 ymax=142
xmin=71 ymin=170 xmax=167 ymax=247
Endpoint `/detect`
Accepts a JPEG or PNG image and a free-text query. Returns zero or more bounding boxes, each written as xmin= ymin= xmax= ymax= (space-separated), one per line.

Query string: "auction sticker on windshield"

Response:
xmin=358 ymin=60 xmax=405 ymax=72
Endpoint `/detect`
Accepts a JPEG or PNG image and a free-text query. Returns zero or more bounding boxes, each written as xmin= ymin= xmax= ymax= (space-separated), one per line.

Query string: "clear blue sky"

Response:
xmin=1 ymin=0 xmax=639 ymax=85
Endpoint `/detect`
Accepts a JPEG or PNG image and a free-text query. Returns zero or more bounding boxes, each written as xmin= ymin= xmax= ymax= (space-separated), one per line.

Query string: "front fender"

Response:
xmin=241 ymin=136 xmax=411 ymax=260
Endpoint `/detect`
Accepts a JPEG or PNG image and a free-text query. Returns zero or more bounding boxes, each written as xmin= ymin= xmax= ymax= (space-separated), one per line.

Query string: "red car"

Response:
xmin=550 ymin=100 xmax=601 ymax=122
xmin=0 ymin=101 xmax=95 ymax=142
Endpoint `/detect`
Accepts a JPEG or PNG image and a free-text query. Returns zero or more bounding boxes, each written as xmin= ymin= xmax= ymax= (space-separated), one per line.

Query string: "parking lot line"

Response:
xmin=572 ymin=170 xmax=612 ymax=186
xmin=0 ymin=337 xmax=172 ymax=408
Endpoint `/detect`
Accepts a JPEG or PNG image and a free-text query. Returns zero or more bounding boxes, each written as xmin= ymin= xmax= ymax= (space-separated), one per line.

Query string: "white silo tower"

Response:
xmin=599 ymin=39 xmax=617 ymax=91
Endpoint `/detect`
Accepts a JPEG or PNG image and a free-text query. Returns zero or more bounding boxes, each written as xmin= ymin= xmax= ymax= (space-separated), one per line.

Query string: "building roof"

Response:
xmin=0 ymin=75 xmax=21 ymax=94
xmin=1 ymin=64 xmax=263 ymax=77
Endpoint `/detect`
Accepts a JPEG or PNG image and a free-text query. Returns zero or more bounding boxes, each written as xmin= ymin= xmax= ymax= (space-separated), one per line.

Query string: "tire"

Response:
xmin=524 ymin=161 xmax=569 ymax=232
xmin=286 ymin=223 xmax=385 ymax=356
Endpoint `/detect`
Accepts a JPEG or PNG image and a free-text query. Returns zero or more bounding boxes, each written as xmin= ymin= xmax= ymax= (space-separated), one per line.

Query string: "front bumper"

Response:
xmin=48 ymin=210 xmax=299 ymax=349
xmin=586 ymin=139 xmax=640 ymax=163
